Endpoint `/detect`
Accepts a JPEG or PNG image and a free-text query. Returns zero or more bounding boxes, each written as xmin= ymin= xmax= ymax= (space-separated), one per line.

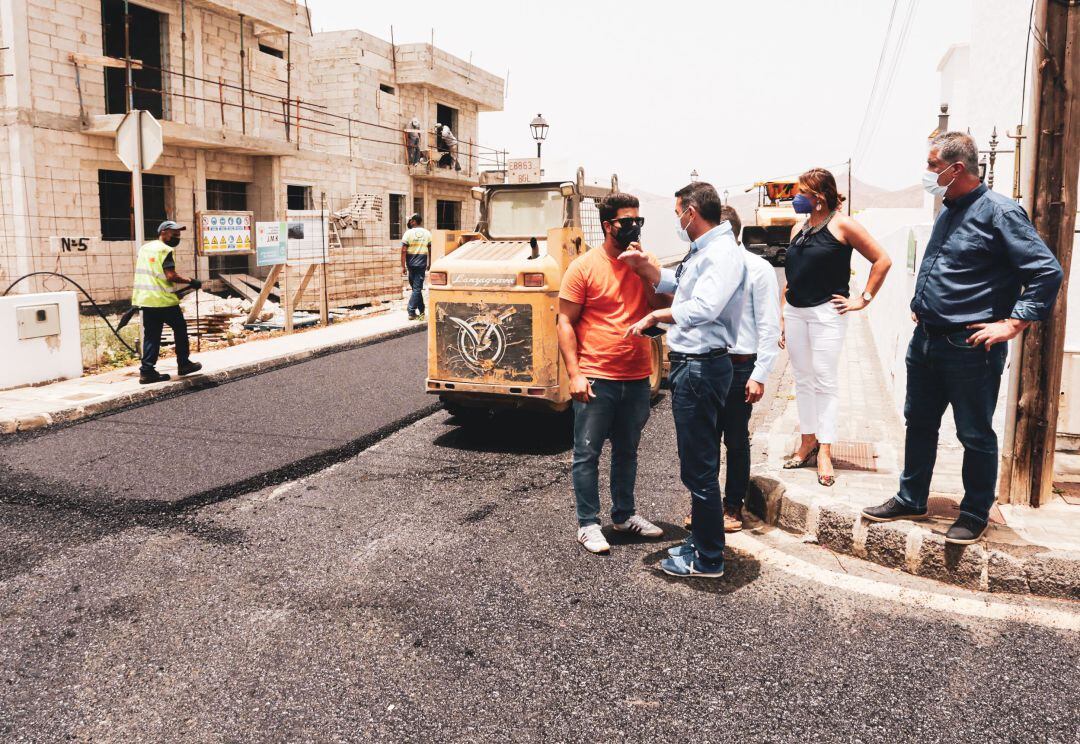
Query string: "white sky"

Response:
xmin=308 ymin=0 xmax=972 ymax=195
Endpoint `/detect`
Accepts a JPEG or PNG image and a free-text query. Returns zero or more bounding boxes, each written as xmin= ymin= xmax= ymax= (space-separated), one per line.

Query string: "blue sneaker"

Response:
xmin=667 ymin=536 xmax=695 ymax=558
xmin=659 ymin=552 xmax=724 ymax=579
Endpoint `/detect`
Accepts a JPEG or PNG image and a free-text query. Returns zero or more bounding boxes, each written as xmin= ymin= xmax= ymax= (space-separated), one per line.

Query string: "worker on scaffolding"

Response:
xmin=405 ymin=117 xmax=424 ymax=166
xmin=132 ymin=220 xmax=203 ymax=384
xmin=436 ymin=124 xmax=461 ymax=171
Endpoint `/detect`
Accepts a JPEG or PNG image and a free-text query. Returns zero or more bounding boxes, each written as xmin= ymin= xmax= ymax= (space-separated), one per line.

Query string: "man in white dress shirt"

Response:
xmin=717 ymin=205 xmax=781 ymax=532
xmin=623 ymin=182 xmax=747 ymax=579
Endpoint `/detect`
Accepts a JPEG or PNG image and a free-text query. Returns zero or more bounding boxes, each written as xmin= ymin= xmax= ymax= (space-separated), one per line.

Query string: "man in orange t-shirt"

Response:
xmin=557 ymin=192 xmax=666 ymax=554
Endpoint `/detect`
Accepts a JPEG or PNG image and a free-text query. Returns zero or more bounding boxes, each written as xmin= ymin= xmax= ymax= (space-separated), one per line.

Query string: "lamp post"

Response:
xmin=723 ymin=189 xmax=729 ymax=206
xmin=690 ymin=169 xmax=699 ymax=182
xmin=530 ymin=113 xmax=548 ymax=160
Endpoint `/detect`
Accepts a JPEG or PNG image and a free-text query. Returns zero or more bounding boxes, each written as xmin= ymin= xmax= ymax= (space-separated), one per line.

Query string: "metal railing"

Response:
xmin=70 ymin=54 xmax=507 ymax=173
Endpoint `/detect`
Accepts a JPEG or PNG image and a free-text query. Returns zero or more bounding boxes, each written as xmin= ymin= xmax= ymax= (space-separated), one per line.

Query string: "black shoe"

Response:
xmin=862 ymin=497 xmax=929 ymax=522
xmin=139 ymin=371 xmax=171 ymax=385
xmin=945 ymin=514 xmax=988 ymax=545
xmin=177 ymin=361 xmax=203 ymax=376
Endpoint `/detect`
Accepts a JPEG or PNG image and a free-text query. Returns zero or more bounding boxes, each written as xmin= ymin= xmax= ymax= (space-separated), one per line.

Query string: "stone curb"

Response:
xmin=1 ymin=323 xmax=423 ymax=437
xmin=745 ymin=473 xmax=1080 ymax=601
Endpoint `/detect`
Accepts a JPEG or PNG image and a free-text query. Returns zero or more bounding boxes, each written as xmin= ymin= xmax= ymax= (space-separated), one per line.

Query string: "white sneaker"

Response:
xmin=612 ymin=515 xmax=664 ymax=538
xmin=577 ymin=524 xmax=610 ymax=554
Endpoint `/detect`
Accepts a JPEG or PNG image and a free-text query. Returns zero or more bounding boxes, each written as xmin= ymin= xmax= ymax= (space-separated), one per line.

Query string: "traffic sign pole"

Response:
xmin=132 ymin=110 xmax=145 ymax=247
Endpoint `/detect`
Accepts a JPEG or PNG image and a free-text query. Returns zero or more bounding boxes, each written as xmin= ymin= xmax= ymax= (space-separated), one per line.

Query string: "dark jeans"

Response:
xmin=722 ymin=359 xmax=756 ymax=511
xmin=572 ymin=378 xmax=651 ymax=527
xmin=895 ymin=326 xmax=1007 ymax=524
xmin=140 ymin=305 xmax=190 ymax=374
xmin=670 ymin=354 xmax=733 ymax=568
xmin=407 ymin=265 xmax=426 ymax=316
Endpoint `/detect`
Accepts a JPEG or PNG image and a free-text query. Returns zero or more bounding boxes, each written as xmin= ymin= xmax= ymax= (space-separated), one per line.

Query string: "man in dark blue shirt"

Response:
xmin=863 ymin=131 xmax=1063 ymax=544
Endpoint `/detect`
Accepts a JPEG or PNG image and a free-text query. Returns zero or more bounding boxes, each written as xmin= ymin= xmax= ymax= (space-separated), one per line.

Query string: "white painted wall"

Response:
xmin=852 ymin=208 xmax=933 ymax=415
xmin=0 ymin=291 xmax=82 ymax=389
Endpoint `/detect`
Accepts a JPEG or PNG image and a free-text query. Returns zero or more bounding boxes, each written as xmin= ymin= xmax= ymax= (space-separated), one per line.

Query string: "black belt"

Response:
xmin=730 ymin=353 xmax=757 ymax=364
xmin=917 ymin=321 xmax=972 ymax=338
xmin=669 ymin=348 xmax=729 ymax=362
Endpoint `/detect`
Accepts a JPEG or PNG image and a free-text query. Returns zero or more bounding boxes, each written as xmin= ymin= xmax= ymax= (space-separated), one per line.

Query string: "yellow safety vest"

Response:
xmin=131 ymin=240 xmax=179 ymax=308
xmin=402 ymin=227 xmax=432 ymax=258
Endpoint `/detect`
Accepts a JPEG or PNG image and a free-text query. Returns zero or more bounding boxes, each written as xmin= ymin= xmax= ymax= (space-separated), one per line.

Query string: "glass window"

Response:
xmin=487 ymin=189 xmax=564 ymax=239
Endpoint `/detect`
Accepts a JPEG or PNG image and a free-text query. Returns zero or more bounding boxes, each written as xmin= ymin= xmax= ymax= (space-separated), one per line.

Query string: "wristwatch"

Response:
xmin=861 ymin=291 xmax=873 ymax=303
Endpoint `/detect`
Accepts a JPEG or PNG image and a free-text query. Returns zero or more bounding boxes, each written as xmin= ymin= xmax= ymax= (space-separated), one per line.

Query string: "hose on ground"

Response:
xmin=3 ymin=271 xmax=140 ymax=356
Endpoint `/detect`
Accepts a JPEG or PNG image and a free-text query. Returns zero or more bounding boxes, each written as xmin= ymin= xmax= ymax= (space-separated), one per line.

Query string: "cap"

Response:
xmin=157 ymin=220 xmax=186 ymax=233
xmin=409 ymin=213 xmax=422 ymax=223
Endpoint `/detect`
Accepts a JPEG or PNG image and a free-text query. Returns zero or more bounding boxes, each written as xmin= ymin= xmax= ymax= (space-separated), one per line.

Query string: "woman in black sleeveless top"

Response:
xmin=779 ymin=168 xmax=891 ymax=486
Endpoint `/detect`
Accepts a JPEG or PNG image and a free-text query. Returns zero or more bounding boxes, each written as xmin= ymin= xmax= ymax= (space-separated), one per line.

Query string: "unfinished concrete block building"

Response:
xmin=0 ymin=0 xmax=505 ymax=309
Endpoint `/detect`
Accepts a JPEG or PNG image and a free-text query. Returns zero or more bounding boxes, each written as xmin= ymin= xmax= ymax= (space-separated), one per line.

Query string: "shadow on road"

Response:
xmin=641 ymin=537 xmax=762 ymax=595
xmin=434 ymin=410 xmax=573 ymax=455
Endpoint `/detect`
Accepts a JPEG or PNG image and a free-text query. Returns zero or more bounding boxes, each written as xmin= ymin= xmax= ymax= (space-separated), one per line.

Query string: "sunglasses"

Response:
xmin=608 ymin=217 xmax=645 ymax=227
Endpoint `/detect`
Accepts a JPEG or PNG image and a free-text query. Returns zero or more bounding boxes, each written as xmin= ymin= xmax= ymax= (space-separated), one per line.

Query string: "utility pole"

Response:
xmin=1005 ymin=0 xmax=1080 ymax=507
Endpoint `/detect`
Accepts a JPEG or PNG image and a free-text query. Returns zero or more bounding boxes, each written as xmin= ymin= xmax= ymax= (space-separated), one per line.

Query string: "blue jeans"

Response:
xmin=572 ymin=378 xmax=651 ymax=527
xmin=895 ymin=326 xmax=1008 ymax=524
xmin=407 ymin=265 xmax=426 ymax=316
xmin=140 ymin=305 xmax=190 ymax=375
xmin=670 ymin=354 xmax=733 ymax=568
xmin=722 ymin=359 xmax=756 ymax=510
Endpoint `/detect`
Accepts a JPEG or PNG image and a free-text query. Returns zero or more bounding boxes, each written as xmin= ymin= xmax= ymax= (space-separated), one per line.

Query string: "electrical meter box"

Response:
xmin=16 ymin=303 xmax=61 ymax=340
xmin=0 ymin=291 xmax=82 ymax=390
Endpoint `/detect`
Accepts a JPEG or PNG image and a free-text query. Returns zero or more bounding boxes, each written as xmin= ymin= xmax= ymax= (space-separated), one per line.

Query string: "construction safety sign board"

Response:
xmin=284 ymin=209 xmax=329 ymax=266
xmin=255 ymin=221 xmax=287 ymax=267
xmin=197 ymin=211 xmax=254 ymax=256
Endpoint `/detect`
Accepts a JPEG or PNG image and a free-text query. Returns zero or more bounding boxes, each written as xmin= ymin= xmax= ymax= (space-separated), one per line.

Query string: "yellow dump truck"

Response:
xmin=425 ymin=168 xmax=664 ymax=418
xmin=742 ymin=179 xmax=805 ymax=266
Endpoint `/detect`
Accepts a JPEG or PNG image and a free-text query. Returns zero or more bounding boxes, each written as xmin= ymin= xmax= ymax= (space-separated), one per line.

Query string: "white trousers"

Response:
xmin=784 ymin=302 xmax=848 ymax=444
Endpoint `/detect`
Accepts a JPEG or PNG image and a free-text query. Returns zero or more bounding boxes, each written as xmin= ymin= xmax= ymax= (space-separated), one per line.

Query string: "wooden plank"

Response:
xmin=235 ymin=273 xmax=280 ymax=299
xmin=244 ymin=263 xmax=283 ymax=325
xmin=292 ymin=263 xmax=317 ymax=308
xmin=219 ymin=273 xmax=262 ymax=303
xmin=1006 ymin=0 xmax=1080 ymax=507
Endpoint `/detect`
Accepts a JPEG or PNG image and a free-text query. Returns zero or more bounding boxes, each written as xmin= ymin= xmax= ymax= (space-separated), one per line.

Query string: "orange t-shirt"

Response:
xmin=559 ymin=247 xmax=653 ymax=381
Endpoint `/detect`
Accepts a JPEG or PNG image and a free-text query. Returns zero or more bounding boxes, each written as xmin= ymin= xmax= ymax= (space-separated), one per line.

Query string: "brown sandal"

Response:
xmin=783 ymin=444 xmax=820 ymax=469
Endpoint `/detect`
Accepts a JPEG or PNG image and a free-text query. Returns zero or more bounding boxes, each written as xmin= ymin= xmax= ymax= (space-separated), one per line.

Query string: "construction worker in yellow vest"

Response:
xmin=401 ymin=213 xmax=432 ymax=321
xmin=132 ymin=220 xmax=203 ymax=384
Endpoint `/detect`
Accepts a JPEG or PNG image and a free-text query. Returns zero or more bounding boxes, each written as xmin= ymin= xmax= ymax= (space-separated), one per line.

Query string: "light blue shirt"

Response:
xmin=655 ymin=222 xmax=747 ymax=355
xmin=731 ymin=250 xmax=781 ymax=384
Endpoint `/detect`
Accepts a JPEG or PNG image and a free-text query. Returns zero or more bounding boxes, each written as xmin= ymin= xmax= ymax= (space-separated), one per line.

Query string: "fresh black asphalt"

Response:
xmin=1 ymin=386 xmax=1078 ymax=742
xmin=0 ymin=329 xmax=432 ymax=509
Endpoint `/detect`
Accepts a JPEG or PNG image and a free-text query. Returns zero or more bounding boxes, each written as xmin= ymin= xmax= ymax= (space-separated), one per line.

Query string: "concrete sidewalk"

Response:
xmin=1 ymin=309 xmax=417 ymax=435
xmin=747 ymin=313 xmax=1080 ymax=600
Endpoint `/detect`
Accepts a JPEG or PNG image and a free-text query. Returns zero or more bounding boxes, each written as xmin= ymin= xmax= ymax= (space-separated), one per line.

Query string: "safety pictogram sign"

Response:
xmin=197 ymin=210 xmax=254 ymax=256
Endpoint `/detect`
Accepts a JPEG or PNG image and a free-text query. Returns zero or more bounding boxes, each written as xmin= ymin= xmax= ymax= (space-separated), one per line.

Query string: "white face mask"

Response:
xmin=922 ymin=165 xmax=958 ymax=198
xmin=675 ymin=207 xmax=693 ymax=243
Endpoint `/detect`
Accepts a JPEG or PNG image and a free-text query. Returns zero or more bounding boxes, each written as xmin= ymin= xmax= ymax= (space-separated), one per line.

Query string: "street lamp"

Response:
xmin=690 ymin=169 xmax=699 ymax=182
xmin=723 ymin=189 xmax=729 ymax=206
xmin=530 ymin=113 xmax=549 ymax=159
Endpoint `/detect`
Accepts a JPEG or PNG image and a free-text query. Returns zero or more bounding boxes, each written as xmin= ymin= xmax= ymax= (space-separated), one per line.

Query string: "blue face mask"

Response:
xmin=792 ymin=194 xmax=814 ymax=214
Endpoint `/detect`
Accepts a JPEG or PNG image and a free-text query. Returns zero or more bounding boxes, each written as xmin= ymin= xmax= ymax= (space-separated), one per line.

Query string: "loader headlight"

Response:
xmin=430 ymin=272 xmax=447 ymax=285
xmin=522 ymin=272 xmax=545 ymax=287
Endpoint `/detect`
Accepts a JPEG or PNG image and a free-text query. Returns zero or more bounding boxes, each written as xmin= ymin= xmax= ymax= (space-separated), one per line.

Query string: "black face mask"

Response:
xmin=164 ymin=235 xmax=181 ymax=248
xmin=612 ymin=222 xmax=641 ymax=248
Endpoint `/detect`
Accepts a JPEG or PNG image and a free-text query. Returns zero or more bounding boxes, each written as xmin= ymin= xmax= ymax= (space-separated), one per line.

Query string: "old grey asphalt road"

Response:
xmin=0 ymin=328 xmax=431 ymax=509
xmin=1 ymin=388 xmax=1078 ymax=743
